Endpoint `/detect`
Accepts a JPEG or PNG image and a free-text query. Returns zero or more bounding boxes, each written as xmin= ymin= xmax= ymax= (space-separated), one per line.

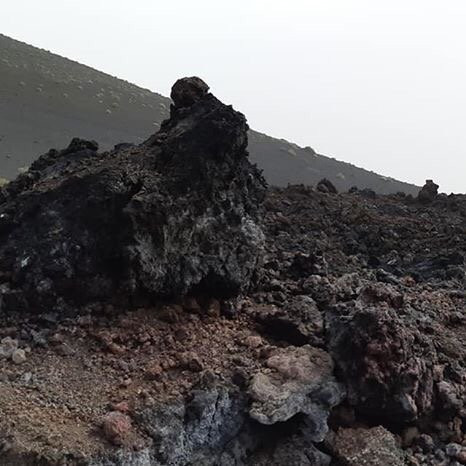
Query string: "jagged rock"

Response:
xmin=326 ymin=300 xmax=435 ymax=425
xmin=101 ymin=411 xmax=133 ymax=446
xmin=253 ymin=296 xmax=323 ymax=345
xmin=248 ymin=345 xmax=344 ymax=441
xmin=330 ymin=426 xmax=406 ymax=466
xmin=170 ymin=76 xmax=210 ymax=108
xmin=289 ymin=251 xmax=328 ymax=277
xmin=417 ymin=179 xmax=439 ymax=204
xmin=249 ymin=435 xmax=332 ymax=466
xmin=0 ymin=77 xmax=266 ymax=313
xmin=137 ymin=385 xmax=248 ymax=464
xmin=0 ymin=90 xmax=465 ymax=464
xmin=316 ymin=178 xmax=338 ymax=194
xmin=0 ymin=337 xmax=18 ymax=359
xmin=11 ymin=348 xmax=26 ymax=364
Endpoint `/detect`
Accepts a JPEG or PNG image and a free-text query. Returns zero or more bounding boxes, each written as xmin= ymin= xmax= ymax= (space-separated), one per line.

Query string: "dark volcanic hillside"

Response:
xmin=0 ymin=33 xmax=419 ymax=195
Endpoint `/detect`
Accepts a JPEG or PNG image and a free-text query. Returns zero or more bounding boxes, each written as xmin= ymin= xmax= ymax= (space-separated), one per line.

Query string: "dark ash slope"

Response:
xmin=0 ymin=33 xmax=419 ymax=195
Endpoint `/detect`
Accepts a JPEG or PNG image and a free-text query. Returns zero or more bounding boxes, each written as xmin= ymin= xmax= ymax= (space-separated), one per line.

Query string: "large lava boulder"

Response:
xmin=0 ymin=77 xmax=266 ymax=313
xmin=417 ymin=179 xmax=439 ymax=204
xmin=326 ymin=285 xmax=435 ymax=426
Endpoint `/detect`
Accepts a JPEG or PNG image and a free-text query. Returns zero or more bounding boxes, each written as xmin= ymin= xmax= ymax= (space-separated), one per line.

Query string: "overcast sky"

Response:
xmin=2 ymin=0 xmax=465 ymax=192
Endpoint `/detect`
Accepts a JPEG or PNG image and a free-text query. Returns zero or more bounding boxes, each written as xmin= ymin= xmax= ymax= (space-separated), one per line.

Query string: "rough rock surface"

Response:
xmin=330 ymin=426 xmax=406 ymax=465
xmin=316 ymin=178 xmax=338 ymax=194
xmin=0 ymin=80 xmax=465 ymax=465
xmin=249 ymin=345 xmax=343 ymax=439
xmin=418 ymin=179 xmax=439 ymax=204
xmin=0 ymin=78 xmax=266 ymax=313
xmin=170 ymin=76 xmax=210 ymax=108
xmin=327 ymin=294 xmax=435 ymax=425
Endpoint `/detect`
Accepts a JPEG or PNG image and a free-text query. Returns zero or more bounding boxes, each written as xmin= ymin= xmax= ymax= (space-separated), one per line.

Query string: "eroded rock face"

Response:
xmin=417 ymin=179 xmax=439 ymax=204
xmin=138 ymin=385 xmax=248 ymax=465
xmin=330 ymin=426 xmax=406 ymax=466
xmin=248 ymin=345 xmax=344 ymax=441
xmin=316 ymin=178 xmax=338 ymax=194
xmin=170 ymin=76 xmax=210 ymax=108
xmin=253 ymin=296 xmax=324 ymax=346
xmin=0 ymin=77 xmax=266 ymax=313
xmin=327 ymin=293 xmax=435 ymax=425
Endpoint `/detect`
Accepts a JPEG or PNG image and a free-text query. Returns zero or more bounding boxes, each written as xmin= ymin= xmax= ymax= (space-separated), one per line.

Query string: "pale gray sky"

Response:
xmin=2 ymin=0 xmax=465 ymax=193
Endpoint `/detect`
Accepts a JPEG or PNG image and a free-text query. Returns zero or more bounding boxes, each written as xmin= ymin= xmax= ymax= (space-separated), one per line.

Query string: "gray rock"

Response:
xmin=249 ymin=435 xmax=331 ymax=466
xmin=0 ymin=337 xmax=18 ymax=359
xmin=137 ymin=385 xmax=248 ymax=465
xmin=316 ymin=178 xmax=338 ymax=194
xmin=327 ymin=301 xmax=435 ymax=424
xmin=11 ymin=348 xmax=26 ymax=364
xmin=445 ymin=443 xmax=463 ymax=458
xmin=330 ymin=426 xmax=406 ymax=466
xmin=248 ymin=345 xmax=344 ymax=441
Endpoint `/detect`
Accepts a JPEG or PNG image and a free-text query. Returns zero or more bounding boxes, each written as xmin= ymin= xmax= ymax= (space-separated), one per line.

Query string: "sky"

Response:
xmin=1 ymin=0 xmax=465 ymax=193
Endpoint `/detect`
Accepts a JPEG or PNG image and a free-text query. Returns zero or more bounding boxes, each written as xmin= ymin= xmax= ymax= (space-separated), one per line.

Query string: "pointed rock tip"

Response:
xmin=170 ymin=77 xmax=210 ymax=108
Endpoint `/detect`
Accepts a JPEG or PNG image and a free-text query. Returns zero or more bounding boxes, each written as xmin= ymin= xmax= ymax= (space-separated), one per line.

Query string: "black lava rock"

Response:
xmin=0 ymin=78 xmax=267 ymax=313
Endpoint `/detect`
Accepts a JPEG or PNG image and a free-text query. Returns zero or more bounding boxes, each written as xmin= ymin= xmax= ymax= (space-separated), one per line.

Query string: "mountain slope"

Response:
xmin=0 ymin=33 xmax=419 ymax=194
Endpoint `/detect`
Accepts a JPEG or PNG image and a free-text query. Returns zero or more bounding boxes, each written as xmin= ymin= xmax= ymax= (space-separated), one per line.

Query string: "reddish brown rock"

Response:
xmin=102 ymin=411 xmax=132 ymax=445
xmin=327 ymin=303 xmax=435 ymax=424
xmin=331 ymin=426 xmax=406 ymax=465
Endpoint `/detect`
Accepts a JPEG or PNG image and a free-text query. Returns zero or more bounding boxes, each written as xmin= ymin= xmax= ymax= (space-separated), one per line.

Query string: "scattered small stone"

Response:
xmin=0 ymin=337 xmax=18 ymax=359
xmin=243 ymin=335 xmax=262 ymax=348
xmin=101 ymin=411 xmax=132 ymax=445
xmin=179 ymin=352 xmax=203 ymax=372
xmin=416 ymin=434 xmax=435 ymax=453
xmin=111 ymin=401 xmax=130 ymax=413
xmin=446 ymin=443 xmax=463 ymax=458
xmin=30 ymin=329 xmax=48 ymax=347
xmin=120 ymin=378 xmax=132 ymax=388
xmin=221 ymin=300 xmax=238 ymax=318
xmin=49 ymin=333 xmax=65 ymax=345
xmin=77 ymin=315 xmax=93 ymax=326
xmin=457 ymin=451 xmax=466 ymax=464
xmin=56 ymin=343 xmax=75 ymax=356
xmin=107 ymin=342 xmax=125 ymax=355
xmin=206 ymin=299 xmax=221 ymax=317
xmin=145 ymin=362 xmax=163 ymax=379
xmin=11 ymin=348 xmax=26 ymax=364
xmin=21 ymin=372 xmax=33 ymax=384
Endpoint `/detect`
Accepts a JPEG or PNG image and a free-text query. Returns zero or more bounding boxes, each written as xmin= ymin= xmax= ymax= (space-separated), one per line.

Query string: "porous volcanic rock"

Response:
xmin=249 ymin=345 xmax=344 ymax=440
xmin=417 ymin=179 xmax=439 ymax=204
xmin=316 ymin=178 xmax=338 ymax=194
xmin=170 ymin=76 xmax=210 ymax=108
xmin=330 ymin=426 xmax=406 ymax=465
xmin=326 ymin=294 xmax=435 ymax=425
xmin=0 ymin=78 xmax=266 ymax=313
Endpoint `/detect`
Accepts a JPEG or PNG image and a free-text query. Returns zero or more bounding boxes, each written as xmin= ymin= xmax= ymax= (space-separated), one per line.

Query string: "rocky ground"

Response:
xmin=0 ymin=78 xmax=465 ymax=465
